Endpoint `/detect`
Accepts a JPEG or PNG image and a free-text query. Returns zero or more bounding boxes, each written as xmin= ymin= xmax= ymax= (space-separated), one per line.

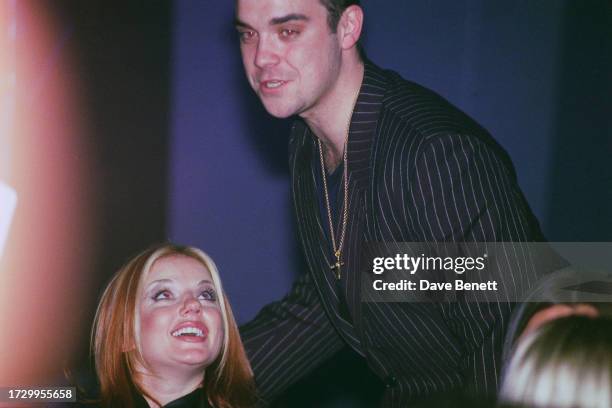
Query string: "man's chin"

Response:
xmin=260 ymin=103 xmax=298 ymax=119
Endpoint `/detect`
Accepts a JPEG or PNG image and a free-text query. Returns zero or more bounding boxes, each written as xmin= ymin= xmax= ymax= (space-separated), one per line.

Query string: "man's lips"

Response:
xmin=258 ymin=79 xmax=288 ymax=93
xmin=170 ymin=321 xmax=208 ymax=342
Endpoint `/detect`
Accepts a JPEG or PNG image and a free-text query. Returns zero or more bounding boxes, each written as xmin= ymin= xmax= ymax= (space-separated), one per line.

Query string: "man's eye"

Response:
xmin=153 ymin=290 xmax=172 ymax=301
xmin=238 ymin=30 xmax=257 ymax=43
xmin=199 ymin=288 xmax=217 ymax=302
xmin=280 ymin=29 xmax=299 ymax=38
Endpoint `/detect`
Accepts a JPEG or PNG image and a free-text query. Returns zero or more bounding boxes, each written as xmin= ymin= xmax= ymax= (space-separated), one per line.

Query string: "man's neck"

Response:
xmin=301 ymin=58 xmax=364 ymax=173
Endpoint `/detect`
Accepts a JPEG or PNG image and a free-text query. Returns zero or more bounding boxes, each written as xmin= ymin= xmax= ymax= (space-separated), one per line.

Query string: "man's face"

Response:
xmin=236 ymin=0 xmax=343 ymax=119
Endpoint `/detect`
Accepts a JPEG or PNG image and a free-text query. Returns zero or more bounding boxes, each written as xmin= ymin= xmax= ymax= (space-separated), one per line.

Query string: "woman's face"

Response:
xmin=136 ymin=254 xmax=224 ymax=375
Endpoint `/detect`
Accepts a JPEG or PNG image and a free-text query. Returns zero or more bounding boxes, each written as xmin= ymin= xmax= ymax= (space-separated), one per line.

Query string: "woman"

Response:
xmin=501 ymin=266 xmax=612 ymax=362
xmin=499 ymin=315 xmax=612 ymax=408
xmin=92 ymin=243 xmax=256 ymax=407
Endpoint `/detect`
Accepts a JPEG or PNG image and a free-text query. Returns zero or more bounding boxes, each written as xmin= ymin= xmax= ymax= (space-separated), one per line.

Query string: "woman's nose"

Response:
xmin=180 ymin=295 xmax=201 ymax=315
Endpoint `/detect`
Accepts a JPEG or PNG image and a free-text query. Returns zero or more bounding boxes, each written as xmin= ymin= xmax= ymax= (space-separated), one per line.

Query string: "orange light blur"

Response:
xmin=0 ymin=0 xmax=96 ymax=390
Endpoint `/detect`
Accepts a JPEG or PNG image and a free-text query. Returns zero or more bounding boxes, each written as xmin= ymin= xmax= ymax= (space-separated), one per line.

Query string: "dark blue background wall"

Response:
xmin=169 ymin=0 xmax=612 ymax=326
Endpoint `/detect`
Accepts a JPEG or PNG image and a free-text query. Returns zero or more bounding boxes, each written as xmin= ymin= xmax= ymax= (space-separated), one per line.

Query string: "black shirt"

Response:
xmin=134 ymin=387 xmax=211 ymax=408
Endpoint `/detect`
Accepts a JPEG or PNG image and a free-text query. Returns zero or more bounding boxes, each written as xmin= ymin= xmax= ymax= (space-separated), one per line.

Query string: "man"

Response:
xmin=235 ymin=0 xmax=543 ymax=406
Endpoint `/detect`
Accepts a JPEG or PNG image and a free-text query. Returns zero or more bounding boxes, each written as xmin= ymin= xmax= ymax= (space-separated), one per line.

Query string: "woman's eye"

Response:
xmin=199 ymin=289 xmax=217 ymax=302
xmin=153 ymin=290 xmax=172 ymax=301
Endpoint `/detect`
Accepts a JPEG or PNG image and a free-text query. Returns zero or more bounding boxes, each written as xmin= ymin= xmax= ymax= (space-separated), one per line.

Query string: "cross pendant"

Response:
xmin=330 ymin=251 xmax=344 ymax=280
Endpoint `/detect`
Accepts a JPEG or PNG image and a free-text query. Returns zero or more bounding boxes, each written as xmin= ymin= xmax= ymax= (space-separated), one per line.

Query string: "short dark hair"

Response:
xmin=319 ymin=0 xmax=361 ymax=33
xmin=318 ymin=0 xmax=364 ymax=58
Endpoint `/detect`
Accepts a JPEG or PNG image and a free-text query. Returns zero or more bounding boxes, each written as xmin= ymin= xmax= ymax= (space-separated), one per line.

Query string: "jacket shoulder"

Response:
xmin=375 ymin=67 xmax=516 ymax=168
xmin=379 ymin=69 xmax=488 ymax=140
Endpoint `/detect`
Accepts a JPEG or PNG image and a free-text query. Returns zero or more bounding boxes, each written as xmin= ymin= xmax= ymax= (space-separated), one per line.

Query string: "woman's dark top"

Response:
xmin=134 ymin=387 xmax=212 ymax=408
xmin=63 ymin=387 xmax=212 ymax=408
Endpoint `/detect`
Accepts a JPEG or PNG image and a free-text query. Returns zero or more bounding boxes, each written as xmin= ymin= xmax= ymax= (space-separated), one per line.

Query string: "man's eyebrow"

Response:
xmin=234 ymin=14 xmax=309 ymax=29
xmin=269 ymin=13 xmax=309 ymax=25
xmin=234 ymin=18 xmax=252 ymax=29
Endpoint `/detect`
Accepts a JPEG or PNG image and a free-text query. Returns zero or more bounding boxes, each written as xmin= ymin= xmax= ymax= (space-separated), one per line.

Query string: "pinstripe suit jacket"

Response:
xmin=241 ymin=61 xmax=543 ymax=407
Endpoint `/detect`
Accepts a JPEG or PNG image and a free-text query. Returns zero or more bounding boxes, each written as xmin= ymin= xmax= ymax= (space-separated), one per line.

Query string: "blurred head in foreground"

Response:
xmin=499 ymin=315 xmax=612 ymax=408
xmin=502 ymin=267 xmax=612 ymax=362
xmin=92 ymin=243 xmax=255 ymax=407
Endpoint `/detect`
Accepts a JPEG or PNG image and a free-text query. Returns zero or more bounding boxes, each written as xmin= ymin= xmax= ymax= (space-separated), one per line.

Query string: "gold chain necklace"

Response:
xmin=317 ymin=102 xmax=355 ymax=280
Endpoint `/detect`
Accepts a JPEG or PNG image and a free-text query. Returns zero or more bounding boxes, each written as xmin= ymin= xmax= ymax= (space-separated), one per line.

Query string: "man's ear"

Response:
xmin=338 ymin=5 xmax=364 ymax=51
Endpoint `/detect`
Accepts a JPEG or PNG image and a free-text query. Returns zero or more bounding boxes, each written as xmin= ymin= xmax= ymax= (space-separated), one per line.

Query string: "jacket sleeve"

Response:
xmin=239 ymin=269 xmax=345 ymax=405
xmin=406 ymin=133 xmax=542 ymax=395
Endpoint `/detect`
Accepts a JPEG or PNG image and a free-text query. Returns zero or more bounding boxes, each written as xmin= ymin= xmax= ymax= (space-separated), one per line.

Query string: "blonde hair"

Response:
xmin=502 ymin=267 xmax=612 ymax=363
xmin=499 ymin=315 xmax=612 ymax=408
xmin=92 ymin=243 xmax=255 ymax=407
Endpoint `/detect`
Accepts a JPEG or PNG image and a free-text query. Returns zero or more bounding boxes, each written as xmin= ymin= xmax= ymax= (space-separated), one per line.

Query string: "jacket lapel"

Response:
xmin=343 ymin=61 xmax=388 ymax=333
xmin=289 ymin=61 xmax=389 ymax=339
xmin=290 ymin=122 xmax=348 ymax=320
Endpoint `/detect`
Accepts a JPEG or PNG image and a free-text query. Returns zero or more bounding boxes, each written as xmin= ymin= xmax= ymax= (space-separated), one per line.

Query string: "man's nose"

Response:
xmin=254 ymin=37 xmax=280 ymax=69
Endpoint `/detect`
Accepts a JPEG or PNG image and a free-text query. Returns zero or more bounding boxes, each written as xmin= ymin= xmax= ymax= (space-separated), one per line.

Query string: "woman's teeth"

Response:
xmin=172 ymin=327 xmax=204 ymax=337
